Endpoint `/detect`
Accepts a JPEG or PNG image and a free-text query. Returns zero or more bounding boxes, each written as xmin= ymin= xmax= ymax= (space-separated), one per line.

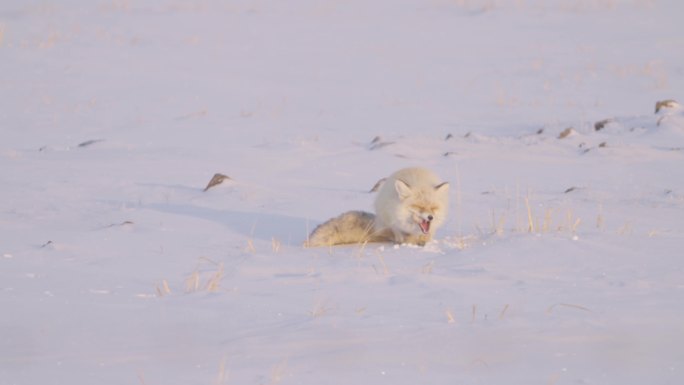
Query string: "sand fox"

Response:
xmin=305 ymin=167 xmax=449 ymax=247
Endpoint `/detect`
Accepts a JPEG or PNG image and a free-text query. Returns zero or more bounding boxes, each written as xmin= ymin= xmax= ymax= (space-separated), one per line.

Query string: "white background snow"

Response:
xmin=2 ymin=0 xmax=683 ymax=384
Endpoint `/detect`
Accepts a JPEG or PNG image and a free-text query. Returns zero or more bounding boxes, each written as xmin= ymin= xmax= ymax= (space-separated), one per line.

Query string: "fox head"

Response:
xmin=394 ymin=179 xmax=449 ymax=235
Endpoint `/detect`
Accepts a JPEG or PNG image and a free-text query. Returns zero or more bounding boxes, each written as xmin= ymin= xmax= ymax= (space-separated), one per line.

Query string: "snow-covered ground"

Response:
xmin=2 ymin=1 xmax=683 ymax=384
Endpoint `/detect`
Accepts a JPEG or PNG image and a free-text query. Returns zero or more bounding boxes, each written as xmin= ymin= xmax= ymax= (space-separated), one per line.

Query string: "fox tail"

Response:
xmin=304 ymin=211 xmax=392 ymax=247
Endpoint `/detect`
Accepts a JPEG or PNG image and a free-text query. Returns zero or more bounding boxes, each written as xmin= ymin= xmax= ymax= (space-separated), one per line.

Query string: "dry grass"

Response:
xmin=185 ymin=271 xmax=201 ymax=292
xmin=214 ymin=356 xmax=229 ymax=385
xmin=271 ymin=237 xmax=281 ymax=253
xmin=179 ymin=258 xmax=226 ymax=294
xmin=445 ymin=309 xmax=457 ymax=324
xmin=618 ymin=222 xmax=633 ymax=235
xmin=439 ymin=304 xmax=515 ymax=325
xmin=269 ymin=359 xmax=289 ymax=384
xmin=244 ymin=239 xmax=256 ymax=253
xmin=206 ymin=263 xmax=225 ymax=292
xmin=478 ymin=190 xmax=595 ymax=238
xmin=491 ymin=210 xmax=507 ymax=236
xmin=498 ymin=304 xmax=510 ymax=320
xmin=524 ymin=196 xmax=535 ymax=233
xmin=310 ymin=300 xmax=332 ymax=318
xmin=155 ymin=279 xmax=172 ymax=297
xmin=546 ymin=303 xmax=592 ymax=314
xmin=596 ymin=205 xmax=605 ymax=229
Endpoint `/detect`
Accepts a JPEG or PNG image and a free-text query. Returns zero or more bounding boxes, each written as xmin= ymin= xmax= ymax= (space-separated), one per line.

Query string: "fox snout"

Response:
xmin=418 ymin=214 xmax=434 ymax=234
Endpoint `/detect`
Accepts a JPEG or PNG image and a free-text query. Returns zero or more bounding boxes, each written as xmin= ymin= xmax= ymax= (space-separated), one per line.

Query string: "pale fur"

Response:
xmin=374 ymin=167 xmax=449 ymax=245
xmin=305 ymin=167 xmax=449 ymax=247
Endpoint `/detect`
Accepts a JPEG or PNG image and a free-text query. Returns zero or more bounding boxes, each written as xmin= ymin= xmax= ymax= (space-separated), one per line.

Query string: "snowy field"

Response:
xmin=2 ymin=0 xmax=684 ymax=384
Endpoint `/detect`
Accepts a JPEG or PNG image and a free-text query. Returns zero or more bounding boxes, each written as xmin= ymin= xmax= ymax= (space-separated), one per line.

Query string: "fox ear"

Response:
xmin=435 ymin=182 xmax=449 ymax=193
xmin=395 ymin=179 xmax=413 ymax=200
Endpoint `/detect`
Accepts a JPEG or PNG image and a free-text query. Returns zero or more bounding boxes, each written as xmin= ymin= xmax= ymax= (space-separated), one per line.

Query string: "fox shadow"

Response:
xmin=145 ymin=203 xmax=313 ymax=244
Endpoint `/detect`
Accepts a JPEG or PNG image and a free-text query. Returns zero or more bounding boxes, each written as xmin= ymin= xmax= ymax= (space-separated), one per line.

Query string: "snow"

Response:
xmin=2 ymin=1 xmax=683 ymax=384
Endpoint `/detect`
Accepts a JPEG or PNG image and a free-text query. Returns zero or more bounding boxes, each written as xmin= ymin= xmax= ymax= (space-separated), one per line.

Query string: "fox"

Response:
xmin=305 ymin=167 xmax=449 ymax=247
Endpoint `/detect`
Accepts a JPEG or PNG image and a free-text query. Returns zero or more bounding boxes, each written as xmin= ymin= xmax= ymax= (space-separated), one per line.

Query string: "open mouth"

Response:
xmin=419 ymin=219 xmax=431 ymax=234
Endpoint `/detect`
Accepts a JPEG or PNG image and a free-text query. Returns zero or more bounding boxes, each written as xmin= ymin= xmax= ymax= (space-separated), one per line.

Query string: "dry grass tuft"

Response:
xmin=546 ymin=303 xmax=592 ymax=314
xmin=270 ymin=359 xmax=289 ymax=384
xmin=498 ymin=304 xmax=510 ymax=320
xmin=204 ymin=173 xmax=231 ymax=191
xmin=206 ymin=263 xmax=225 ymax=292
xmin=310 ymin=299 xmax=331 ymax=318
xmin=524 ymin=197 xmax=535 ymax=233
xmin=155 ymin=279 xmax=172 ymax=297
xmin=214 ymin=356 xmax=229 ymax=385
xmin=617 ymin=222 xmax=633 ymax=235
xmin=182 ymin=258 xmax=226 ymax=294
xmin=485 ymin=191 xmax=591 ymax=237
xmin=245 ymin=239 xmax=256 ymax=253
xmin=271 ymin=237 xmax=281 ymax=253
xmin=445 ymin=309 xmax=457 ymax=324
xmin=185 ymin=271 xmax=201 ymax=292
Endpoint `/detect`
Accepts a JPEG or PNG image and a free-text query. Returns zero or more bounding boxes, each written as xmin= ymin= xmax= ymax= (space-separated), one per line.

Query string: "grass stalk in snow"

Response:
xmin=155 ymin=280 xmax=172 ymax=297
xmin=525 ymin=196 xmax=535 ymax=233
xmin=245 ymin=239 xmax=256 ymax=253
xmin=271 ymin=237 xmax=281 ymax=253
xmin=546 ymin=303 xmax=592 ymax=314
xmin=310 ymin=299 xmax=330 ymax=318
xmin=445 ymin=309 xmax=456 ymax=324
xmin=499 ymin=304 xmax=510 ymax=320
xmin=206 ymin=263 xmax=225 ymax=292
xmin=185 ymin=271 xmax=201 ymax=293
xmin=491 ymin=209 xmax=506 ymax=236
xmin=214 ymin=356 xmax=228 ymax=385
xmin=565 ymin=210 xmax=581 ymax=233
xmin=618 ymin=222 xmax=633 ymax=235
xmin=542 ymin=208 xmax=553 ymax=232
xmin=270 ymin=359 xmax=288 ymax=384
xmin=597 ymin=204 xmax=605 ymax=229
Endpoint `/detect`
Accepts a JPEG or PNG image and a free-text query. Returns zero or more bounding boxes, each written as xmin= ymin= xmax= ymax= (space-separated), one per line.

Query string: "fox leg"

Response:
xmin=404 ymin=233 xmax=431 ymax=246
